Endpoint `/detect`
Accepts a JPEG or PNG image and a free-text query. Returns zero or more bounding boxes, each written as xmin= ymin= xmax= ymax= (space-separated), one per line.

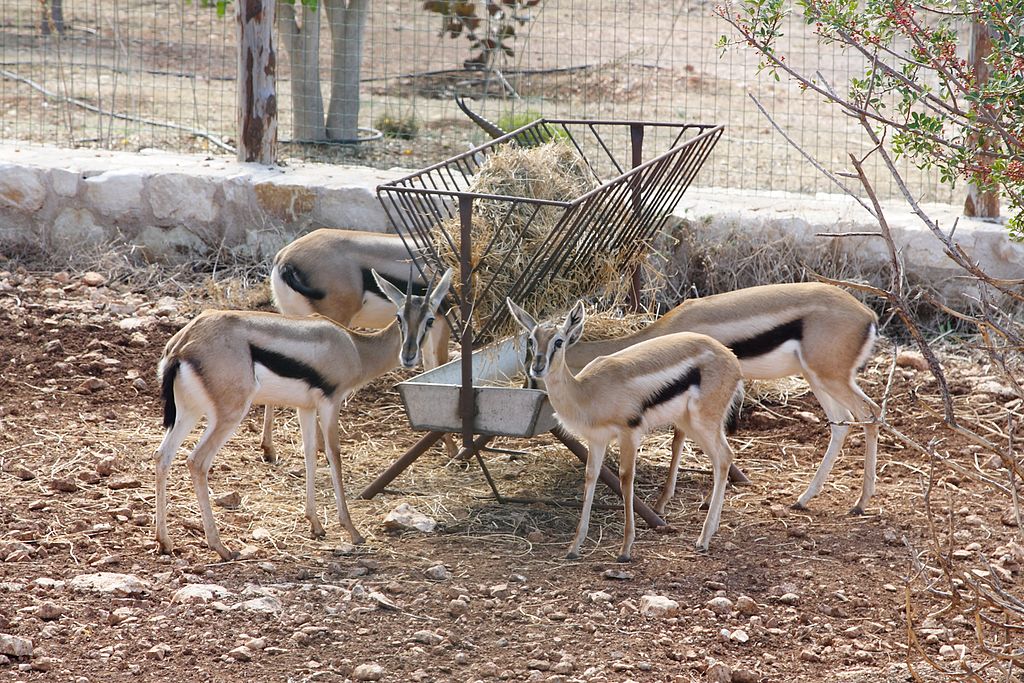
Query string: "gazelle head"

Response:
xmin=373 ymin=267 xmax=453 ymax=368
xmin=506 ymin=299 xmax=586 ymax=380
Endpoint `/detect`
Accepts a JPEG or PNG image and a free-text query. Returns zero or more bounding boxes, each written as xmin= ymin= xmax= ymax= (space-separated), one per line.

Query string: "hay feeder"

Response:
xmin=360 ymin=119 xmax=723 ymax=528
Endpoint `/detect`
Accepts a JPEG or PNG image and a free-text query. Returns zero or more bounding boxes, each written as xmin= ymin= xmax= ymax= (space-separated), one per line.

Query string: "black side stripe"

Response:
xmin=249 ymin=345 xmax=337 ymax=397
xmin=728 ymin=319 xmax=804 ymax=359
xmin=627 ymin=366 xmax=702 ymax=428
xmin=160 ymin=359 xmax=180 ymax=429
xmin=279 ymin=263 xmax=325 ymax=300
xmin=362 ymin=268 xmax=427 ymax=299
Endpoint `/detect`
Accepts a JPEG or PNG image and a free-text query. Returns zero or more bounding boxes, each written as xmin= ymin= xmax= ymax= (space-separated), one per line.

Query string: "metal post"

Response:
xmin=458 ymin=195 xmax=476 ymax=452
xmin=627 ymin=123 xmax=645 ymax=311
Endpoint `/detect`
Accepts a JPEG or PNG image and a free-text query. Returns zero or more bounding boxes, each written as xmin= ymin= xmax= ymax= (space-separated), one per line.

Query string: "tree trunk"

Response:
xmin=963 ymin=21 xmax=999 ymax=218
xmin=278 ymin=2 xmax=326 ymax=142
xmin=40 ymin=0 xmax=65 ymax=35
xmin=325 ymin=0 xmax=369 ymax=142
xmin=236 ymin=0 xmax=278 ymax=163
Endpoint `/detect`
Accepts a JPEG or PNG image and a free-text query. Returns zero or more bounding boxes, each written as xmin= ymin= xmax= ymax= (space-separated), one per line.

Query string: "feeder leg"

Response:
xmin=358 ymin=430 xmax=445 ymax=499
xmin=551 ymin=427 xmax=666 ymax=529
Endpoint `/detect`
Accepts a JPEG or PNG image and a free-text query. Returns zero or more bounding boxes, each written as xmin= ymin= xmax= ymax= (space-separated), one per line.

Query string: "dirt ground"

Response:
xmin=0 ymin=266 xmax=1021 ymax=682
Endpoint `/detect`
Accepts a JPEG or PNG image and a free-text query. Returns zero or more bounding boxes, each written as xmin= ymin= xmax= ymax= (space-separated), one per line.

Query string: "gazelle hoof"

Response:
xmin=616 ymin=553 xmax=633 ymax=564
xmin=262 ymin=449 xmax=277 ymax=465
xmin=351 ymin=534 xmax=366 ymax=546
xmin=310 ymin=526 xmax=327 ymax=540
xmin=790 ymin=501 xmax=808 ymax=511
xmin=565 ymin=550 xmax=581 ymax=561
xmin=694 ymin=541 xmax=710 ymax=553
xmin=848 ymin=506 xmax=865 ymax=516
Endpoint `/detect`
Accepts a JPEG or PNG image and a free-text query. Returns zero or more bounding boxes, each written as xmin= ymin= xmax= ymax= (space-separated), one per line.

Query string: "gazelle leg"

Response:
xmin=793 ymin=381 xmax=853 ymax=510
xmin=185 ymin=410 xmax=246 ymax=561
xmin=691 ymin=425 xmax=733 ymax=552
xmin=822 ymin=380 xmax=881 ymax=515
xmin=297 ymin=407 xmax=326 ymax=539
xmin=655 ymin=428 xmax=688 ymax=516
xmin=567 ymin=438 xmax=608 ymax=560
xmin=260 ymin=405 xmax=277 ymax=463
xmin=318 ymin=403 xmax=365 ymax=545
xmin=617 ymin=431 xmax=640 ymax=563
xmin=154 ymin=408 xmax=200 ymax=555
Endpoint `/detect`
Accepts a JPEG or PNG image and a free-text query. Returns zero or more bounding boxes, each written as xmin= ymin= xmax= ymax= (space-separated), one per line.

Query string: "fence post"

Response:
xmin=236 ymin=0 xmax=278 ymax=164
xmin=963 ymin=20 xmax=999 ymax=219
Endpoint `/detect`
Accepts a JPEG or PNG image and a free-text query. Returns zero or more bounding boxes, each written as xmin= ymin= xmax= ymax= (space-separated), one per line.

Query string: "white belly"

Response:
xmin=252 ymin=365 xmax=320 ymax=409
xmin=736 ymin=340 xmax=804 ymax=380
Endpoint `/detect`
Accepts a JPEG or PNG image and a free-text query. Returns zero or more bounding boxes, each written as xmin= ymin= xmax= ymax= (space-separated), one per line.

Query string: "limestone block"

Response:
xmin=50 ymin=208 xmax=109 ymax=254
xmin=135 ymin=224 xmax=209 ymax=264
xmin=149 ymin=173 xmax=218 ymax=224
xmin=316 ymin=186 xmax=391 ymax=232
xmin=0 ymin=163 xmax=46 ymax=211
xmin=84 ymin=169 xmax=146 ymax=217
xmin=49 ymin=168 xmax=80 ymax=197
xmin=254 ymin=182 xmax=316 ymax=223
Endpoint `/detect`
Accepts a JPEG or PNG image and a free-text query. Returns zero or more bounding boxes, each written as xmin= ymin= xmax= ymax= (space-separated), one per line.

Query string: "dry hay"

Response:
xmin=433 ymin=139 xmax=637 ymax=341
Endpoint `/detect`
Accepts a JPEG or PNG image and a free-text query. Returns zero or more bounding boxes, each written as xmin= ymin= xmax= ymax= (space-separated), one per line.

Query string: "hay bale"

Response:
xmin=434 ymin=139 xmax=637 ymax=340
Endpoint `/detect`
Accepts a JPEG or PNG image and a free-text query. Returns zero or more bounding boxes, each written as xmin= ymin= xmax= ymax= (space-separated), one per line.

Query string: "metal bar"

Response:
xmin=358 ymin=430 xmax=446 ymax=499
xmin=551 ymin=426 xmax=666 ymax=529
xmin=459 ymin=195 xmax=476 ymax=447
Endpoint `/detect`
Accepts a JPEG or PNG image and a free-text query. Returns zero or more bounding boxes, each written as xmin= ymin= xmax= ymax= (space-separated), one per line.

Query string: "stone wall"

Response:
xmin=0 ymin=143 xmax=1020 ymax=306
xmin=0 ymin=143 xmax=404 ymax=264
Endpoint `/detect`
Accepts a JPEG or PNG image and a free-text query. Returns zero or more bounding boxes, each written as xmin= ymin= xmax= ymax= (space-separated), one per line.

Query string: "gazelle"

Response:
xmin=564 ymin=282 xmax=882 ymax=514
xmin=507 ymin=298 xmax=744 ymax=560
xmin=155 ymin=268 xmax=453 ymax=561
xmin=264 ymin=228 xmax=454 ymax=462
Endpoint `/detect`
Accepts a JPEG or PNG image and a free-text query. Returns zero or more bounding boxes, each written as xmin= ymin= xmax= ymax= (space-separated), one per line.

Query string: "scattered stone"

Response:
xmin=601 ymin=568 xmax=634 ymax=581
xmin=107 ymin=477 xmax=141 ymax=490
xmin=896 ymin=351 xmax=929 ymax=372
xmin=353 ymin=663 xmax=384 ymax=681
xmin=30 ymin=656 xmax=55 ymax=672
xmin=235 ymin=596 xmax=282 ymax=613
xmin=527 ymin=659 xmax=551 ymax=671
xmin=35 ymin=602 xmax=62 ymax=621
xmin=75 ymin=377 xmax=110 ymax=394
xmin=81 ymin=272 xmax=107 ymax=287
xmin=0 ymin=634 xmax=33 ymax=658
xmin=735 ymin=595 xmax=760 ymax=616
xmin=368 ymin=591 xmax=400 ymax=611
xmin=9 ymin=465 xmax=35 ymax=480
xmin=383 ymin=503 xmax=437 ymax=533
xmin=706 ymin=660 xmax=732 ymax=683
xmin=424 ymin=564 xmax=451 ymax=581
xmin=732 ymin=669 xmax=760 ymax=683
xmin=526 ymin=529 xmax=546 ymax=543
xmin=448 ymin=599 xmax=469 ymax=616
xmin=795 ymin=410 xmax=820 ymax=424
xmin=251 ymin=527 xmax=272 ymax=541
xmin=489 ymin=583 xmax=510 ymax=599
xmin=799 ymin=649 xmax=822 ymax=663
xmin=639 ymin=595 xmax=680 ymax=618
xmin=48 ymin=477 xmax=79 ymax=493
xmin=68 ymin=572 xmax=149 ymax=597
xmin=227 ymin=646 xmax=253 ymax=662
xmin=706 ymin=596 xmax=734 ymax=615
xmin=777 ymin=592 xmax=800 ymax=605
xmin=214 ymin=491 xmax=242 ymax=509
xmin=172 ymin=584 xmax=232 ymax=604
xmin=145 ymin=644 xmax=171 ymax=661
xmin=589 ymin=590 xmax=613 ymax=604
xmin=729 ymin=628 xmax=750 ymax=644
xmin=412 ymin=630 xmax=444 ymax=646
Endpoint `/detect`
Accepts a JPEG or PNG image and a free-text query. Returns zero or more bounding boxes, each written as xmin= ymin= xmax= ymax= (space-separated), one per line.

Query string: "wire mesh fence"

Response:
xmin=0 ymin=0 xmax=957 ymax=202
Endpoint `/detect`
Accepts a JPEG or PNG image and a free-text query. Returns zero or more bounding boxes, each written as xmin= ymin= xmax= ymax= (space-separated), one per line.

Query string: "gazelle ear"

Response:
xmin=429 ymin=268 xmax=453 ymax=311
xmin=506 ymin=298 xmax=538 ymax=332
xmin=562 ymin=300 xmax=586 ymax=346
xmin=372 ymin=269 xmax=406 ymax=307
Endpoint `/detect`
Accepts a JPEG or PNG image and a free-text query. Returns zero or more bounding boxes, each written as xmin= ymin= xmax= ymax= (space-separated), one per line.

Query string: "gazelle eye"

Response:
xmin=425 ymin=318 xmax=434 ymax=328
xmin=553 ymin=339 xmax=564 ymax=349
xmin=526 ymin=338 xmax=534 ymax=348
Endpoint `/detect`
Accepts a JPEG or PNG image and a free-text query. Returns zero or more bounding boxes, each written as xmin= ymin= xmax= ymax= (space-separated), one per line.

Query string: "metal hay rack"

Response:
xmin=359 ymin=119 xmax=723 ymax=527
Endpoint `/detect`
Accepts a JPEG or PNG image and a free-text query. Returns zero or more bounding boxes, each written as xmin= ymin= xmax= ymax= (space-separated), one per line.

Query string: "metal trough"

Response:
xmin=397 ymin=336 xmax=557 ymax=438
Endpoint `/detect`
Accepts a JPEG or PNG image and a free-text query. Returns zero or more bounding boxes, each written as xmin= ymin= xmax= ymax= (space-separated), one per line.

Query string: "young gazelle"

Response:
xmin=155 ymin=268 xmax=452 ymax=561
xmin=507 ymin=298 xmax=744 ymax=560
xmin=263 ymin=228 xmax=453 ymax=462
xmin=564 ymin=282 xmax=881 ymax=514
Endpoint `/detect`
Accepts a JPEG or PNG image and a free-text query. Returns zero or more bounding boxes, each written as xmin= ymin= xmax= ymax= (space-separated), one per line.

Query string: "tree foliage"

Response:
xmin=423 ymin=0 xmax=542 ymax=69
xmin=716 ymin=0 xmax=1024 ymax=237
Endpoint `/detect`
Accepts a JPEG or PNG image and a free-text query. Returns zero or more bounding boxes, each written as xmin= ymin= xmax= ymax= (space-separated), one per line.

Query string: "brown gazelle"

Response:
xmin=263 ymin=228 xmax=453 ymax=462
xmin=507 ymin=298 xmax=744 ymax=560
xmin=154 ymin=268 xmax=453 ymax=561
xmin=564 ymin=282 xmax=881 ymax=514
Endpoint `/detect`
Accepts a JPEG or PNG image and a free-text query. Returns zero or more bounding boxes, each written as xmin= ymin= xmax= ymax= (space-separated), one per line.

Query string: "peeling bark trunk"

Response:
xmin=325 ymin=0 xmax=369 ymax=142
xmin=278 ymin=2 xmax=326 ymax=142
xmin=963 ymin=21 xmax=999 ymax=219
xmin=236 ymin=0 xmax=278 ymax=163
